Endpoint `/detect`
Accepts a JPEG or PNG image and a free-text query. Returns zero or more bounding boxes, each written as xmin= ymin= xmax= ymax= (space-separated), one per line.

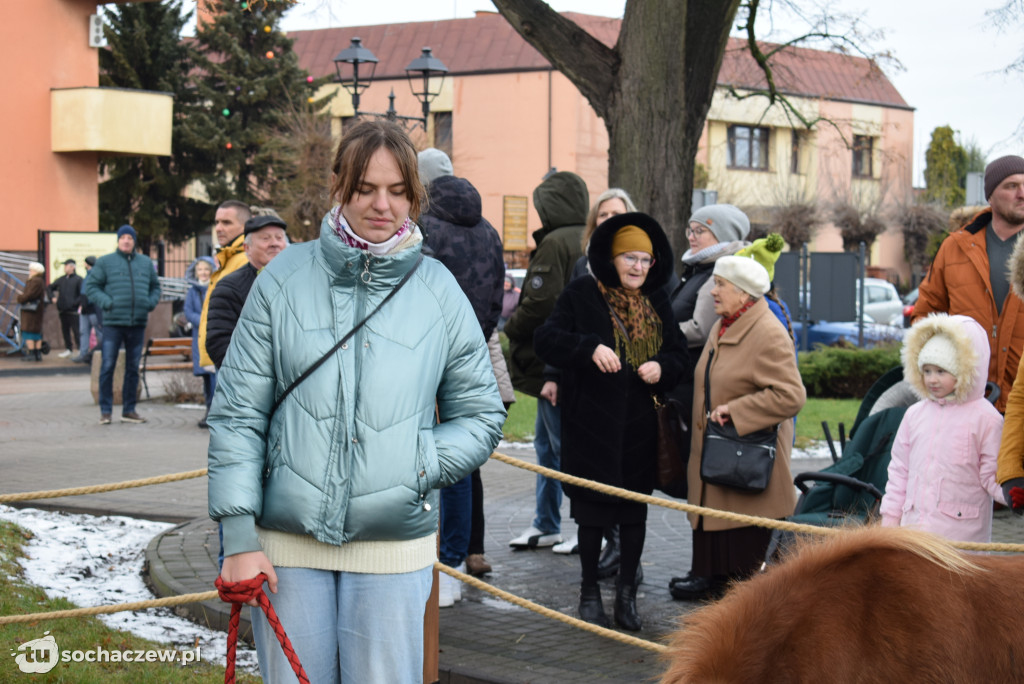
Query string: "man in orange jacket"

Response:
xmin=914 ymin=155 xmax=1024 ymax=415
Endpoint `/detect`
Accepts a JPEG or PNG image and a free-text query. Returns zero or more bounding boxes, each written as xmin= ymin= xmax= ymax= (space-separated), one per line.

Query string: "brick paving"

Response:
xmin=3 ymin=357 xmax=1022 ymax=683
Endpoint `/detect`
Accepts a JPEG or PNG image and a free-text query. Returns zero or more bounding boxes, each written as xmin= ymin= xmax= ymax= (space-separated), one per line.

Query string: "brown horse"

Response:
xmin=661 ymin=526 xmax=1024 ymax=683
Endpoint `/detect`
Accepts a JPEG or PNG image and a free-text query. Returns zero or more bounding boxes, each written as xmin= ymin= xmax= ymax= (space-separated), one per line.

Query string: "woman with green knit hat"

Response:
xmin=736 ymin=233 xmax=795 ymax=339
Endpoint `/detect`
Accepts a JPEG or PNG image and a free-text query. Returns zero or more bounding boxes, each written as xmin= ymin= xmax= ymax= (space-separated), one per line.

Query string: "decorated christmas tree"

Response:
xmin=184 ymin=0 xmax=331 ymax=207
xmin=99 ymin=0 xmax=209 ymax=244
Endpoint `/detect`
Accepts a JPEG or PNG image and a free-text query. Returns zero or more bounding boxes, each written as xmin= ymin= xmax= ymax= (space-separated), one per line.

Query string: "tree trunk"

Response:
xmin=492 ymin=0 xmax=741 ymax=267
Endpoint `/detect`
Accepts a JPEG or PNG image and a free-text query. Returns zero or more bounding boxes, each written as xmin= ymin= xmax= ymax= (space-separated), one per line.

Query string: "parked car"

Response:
xmin=902 ymin=287 xmax=919 ymax=327
xmin=792 ymin=320 xmax=905 ymax=350
xmin=507 ymin=268 xmax=527 ymax=290
xmin=859 ymin=278 xmax=904 ymax=327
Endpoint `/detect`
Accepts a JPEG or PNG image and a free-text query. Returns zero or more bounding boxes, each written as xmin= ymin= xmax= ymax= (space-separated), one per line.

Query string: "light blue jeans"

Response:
xmin=250 ymin=566 xmax=432 ymax=683
xmin=533 ymin=397 xmax=563 ymax=534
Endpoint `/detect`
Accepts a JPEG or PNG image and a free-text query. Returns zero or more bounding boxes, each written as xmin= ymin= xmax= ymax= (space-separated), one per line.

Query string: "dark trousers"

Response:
xmin=98 ymin=325 xmax=145 ymax=415
xmin=59 ymin=311 xmax=79 ymax=350
xmin=468 ymin=468 xmax=485 ymax=555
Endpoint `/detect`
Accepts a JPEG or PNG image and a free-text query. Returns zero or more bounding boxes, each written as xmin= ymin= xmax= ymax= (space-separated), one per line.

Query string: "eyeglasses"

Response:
xmin=685 ymin=225 xmax=709 ymax=238
xmin=618 ymin=254 xmax=655 ymax=269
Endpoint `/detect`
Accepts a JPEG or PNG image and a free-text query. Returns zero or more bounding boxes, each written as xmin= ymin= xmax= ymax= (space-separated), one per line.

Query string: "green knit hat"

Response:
xmin=735 ymin=233 xmax=785 ymax=282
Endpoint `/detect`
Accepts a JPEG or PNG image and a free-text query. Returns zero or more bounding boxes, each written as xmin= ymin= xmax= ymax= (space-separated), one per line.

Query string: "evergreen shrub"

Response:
xmin=798 ymin=343 xmax=902 ymax=399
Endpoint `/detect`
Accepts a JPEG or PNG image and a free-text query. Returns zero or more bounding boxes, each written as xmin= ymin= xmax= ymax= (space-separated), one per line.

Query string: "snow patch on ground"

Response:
xmin=0 ymin=505 xmax=258 ymax=674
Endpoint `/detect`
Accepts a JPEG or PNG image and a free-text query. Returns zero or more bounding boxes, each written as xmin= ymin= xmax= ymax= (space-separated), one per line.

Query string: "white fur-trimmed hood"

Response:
xmin=902 ymin=313 xmax=987 ymax=404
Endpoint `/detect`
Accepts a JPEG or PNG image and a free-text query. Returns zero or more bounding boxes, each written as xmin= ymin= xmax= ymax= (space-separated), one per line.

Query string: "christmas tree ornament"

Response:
xmin=266 ymin=51 xmax=274 ymax=59
xmin=226 ymin=142 xmax=233 ymax=149
xmin=306 ymin=76 xmax=314 ymax=83
xmin=222 ymin=108 xmax=230 ymax=116
xmin=264 ymin=26 xmax=272 ymax=33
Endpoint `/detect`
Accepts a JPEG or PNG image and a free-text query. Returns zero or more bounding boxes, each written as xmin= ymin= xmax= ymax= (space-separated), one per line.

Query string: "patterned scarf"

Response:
xmin=597 ymin=281 xmax=662 ymax=371
xmin=718 ymin=298 xmax=756 ymax=337
xmin=332 ymin=206 xmax=413 ymax=256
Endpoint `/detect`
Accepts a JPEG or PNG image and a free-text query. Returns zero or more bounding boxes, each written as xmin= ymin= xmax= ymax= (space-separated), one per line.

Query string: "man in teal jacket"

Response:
xmin=85 ymin=224 xmax=161 ymax=425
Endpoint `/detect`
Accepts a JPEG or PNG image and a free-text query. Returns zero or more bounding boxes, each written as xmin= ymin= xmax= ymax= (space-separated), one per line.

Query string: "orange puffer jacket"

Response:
xmin=913 ymin=209 xmax=1024 ymax=413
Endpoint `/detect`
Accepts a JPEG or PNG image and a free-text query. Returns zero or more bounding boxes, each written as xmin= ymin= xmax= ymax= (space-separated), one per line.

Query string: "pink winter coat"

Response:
xmin=880 ymin=314 xmax=1005 ymax=544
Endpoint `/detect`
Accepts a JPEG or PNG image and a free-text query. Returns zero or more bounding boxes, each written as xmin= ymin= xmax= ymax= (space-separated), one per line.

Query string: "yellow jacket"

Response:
xmin=197 ymin=234 xmax=247 ymax=367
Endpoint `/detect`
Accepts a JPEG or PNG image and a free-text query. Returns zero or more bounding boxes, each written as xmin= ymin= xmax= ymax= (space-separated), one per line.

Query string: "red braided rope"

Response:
xmin=216 ymin=574 xmax=310 ymax=684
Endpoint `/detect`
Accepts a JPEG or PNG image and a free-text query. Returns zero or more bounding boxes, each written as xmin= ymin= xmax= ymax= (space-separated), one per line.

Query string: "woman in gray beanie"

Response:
xmin=666 ymin=204 xmax=751 ymax=472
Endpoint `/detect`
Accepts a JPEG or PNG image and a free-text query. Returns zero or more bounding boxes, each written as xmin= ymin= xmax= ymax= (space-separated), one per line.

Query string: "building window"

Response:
xmin=852 ymin=135 xmax=874 ymax=178
xmin=790 ymin=131 xmax=802 ymax=174
xmin=433 ymin=112 xmax=452 ymax=158
xmin=727 ymin=125 xmax=769 ymax=170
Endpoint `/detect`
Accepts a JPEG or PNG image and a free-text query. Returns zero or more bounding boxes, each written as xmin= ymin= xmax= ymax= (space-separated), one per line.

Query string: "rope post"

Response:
xmin=423 ymin=548 xmax=439 ymax=684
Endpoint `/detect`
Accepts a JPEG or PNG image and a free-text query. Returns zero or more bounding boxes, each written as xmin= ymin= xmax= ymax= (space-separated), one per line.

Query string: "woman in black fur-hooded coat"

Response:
xmin=534 ymin=212 xmax=688 ymax=631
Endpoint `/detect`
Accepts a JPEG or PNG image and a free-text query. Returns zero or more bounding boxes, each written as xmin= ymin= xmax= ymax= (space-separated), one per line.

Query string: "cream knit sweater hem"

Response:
xmin=257 ymin=527 xmax=437 ymax=574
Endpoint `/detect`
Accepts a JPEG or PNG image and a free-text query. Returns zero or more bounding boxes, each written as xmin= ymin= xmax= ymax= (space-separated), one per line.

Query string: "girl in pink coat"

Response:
xmin=880 ymin=313 xmax=1005 ymax=543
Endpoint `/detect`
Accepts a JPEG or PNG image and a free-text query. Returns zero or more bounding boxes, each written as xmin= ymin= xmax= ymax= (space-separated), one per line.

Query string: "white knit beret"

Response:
xmin=917 ymin=333 xmax=958 ymax=375
xmin=712 ymin=255 xmax=770 ymax=297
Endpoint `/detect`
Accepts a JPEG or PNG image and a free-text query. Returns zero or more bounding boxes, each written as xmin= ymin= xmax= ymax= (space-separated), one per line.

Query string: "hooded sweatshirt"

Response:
xmin=420 ymin=175 xmax=505 ymax=340
xmin=504 ymin=171 xmax=589 ymax=396
xmin=880 ymin=314 xmax=1005 ymax=543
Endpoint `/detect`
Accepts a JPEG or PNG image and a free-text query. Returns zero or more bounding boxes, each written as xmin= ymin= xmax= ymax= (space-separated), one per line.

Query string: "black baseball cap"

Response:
xmin=244 ymin=215 xmax=287 ymax=236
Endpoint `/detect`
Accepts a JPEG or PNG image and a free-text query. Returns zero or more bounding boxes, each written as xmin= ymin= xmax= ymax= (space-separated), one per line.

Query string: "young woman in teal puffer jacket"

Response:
xmin=208 ymin=120 xmax=505 ymax=683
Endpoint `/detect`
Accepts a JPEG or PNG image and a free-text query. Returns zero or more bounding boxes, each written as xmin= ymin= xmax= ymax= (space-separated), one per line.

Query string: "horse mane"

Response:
xmin=660 ymin=526 xmax=991 ymax=684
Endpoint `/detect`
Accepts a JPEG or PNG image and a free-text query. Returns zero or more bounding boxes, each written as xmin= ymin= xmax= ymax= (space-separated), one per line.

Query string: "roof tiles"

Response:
xmin=289 ymin=13 xmax=908 ymax=108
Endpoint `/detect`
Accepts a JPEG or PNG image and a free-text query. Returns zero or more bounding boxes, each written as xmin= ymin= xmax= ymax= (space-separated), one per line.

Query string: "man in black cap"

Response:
xmin=914 ymin=154 xmax=1024 ymax=413
xmin=47 ymin=258 xmax=83 ymax=358
xmin=204 ymin=213 xmax=288 ymax=373
xmin=73 ymin=256 xmax=102 ymax=363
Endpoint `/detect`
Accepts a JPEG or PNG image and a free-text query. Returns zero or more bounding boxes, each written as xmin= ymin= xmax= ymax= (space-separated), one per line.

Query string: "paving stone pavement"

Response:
xmin=4 ymin=362 xmax=1022 ymax=683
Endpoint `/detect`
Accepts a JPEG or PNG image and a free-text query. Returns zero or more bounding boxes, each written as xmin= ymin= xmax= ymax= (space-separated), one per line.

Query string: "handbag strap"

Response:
xmin=268 ymin=254 xmax=422 ymax=418
xmin=703 ymin=348 xmax=714 ymax=417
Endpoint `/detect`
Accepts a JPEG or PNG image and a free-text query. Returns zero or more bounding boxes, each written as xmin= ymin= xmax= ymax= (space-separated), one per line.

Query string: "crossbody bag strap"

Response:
xmin=268 ymin=254 xmax=423 ymax=419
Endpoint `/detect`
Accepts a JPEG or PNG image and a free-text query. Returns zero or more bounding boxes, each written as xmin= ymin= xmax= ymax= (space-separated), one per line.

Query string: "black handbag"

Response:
xmin=699 ymin=348 xmax=777 ymax=493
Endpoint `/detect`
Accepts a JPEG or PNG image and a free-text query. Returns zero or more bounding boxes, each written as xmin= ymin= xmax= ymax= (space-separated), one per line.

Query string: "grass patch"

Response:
xmin=503 ymin=391 xmax=537 ymax=442
xmin=0 ymin=520 xmax=259 ymax=683
xmin=502 ymin=392 xmax=861 ymax=451
xmin=793 ymin=397 xmax=862 ymax=449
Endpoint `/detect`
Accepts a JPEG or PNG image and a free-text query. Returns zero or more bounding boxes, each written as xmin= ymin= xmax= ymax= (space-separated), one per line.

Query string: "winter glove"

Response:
xmin=1001 ymin=477 xmax=1024 ymax=515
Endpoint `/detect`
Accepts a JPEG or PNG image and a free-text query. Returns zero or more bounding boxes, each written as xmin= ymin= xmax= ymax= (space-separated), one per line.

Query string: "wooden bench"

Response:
xmin=141 ymin=337 xmax=193 ymax=399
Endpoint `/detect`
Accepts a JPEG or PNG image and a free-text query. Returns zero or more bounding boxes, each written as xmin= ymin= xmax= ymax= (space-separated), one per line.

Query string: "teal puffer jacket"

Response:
xmin=207 ymin=216 xmax=506 ymax=556
xmin=83 ymin=249 xmax=161 ymax=327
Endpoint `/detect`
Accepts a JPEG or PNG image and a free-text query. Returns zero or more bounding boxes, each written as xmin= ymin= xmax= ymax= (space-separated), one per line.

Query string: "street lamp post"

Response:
xmin=333 ymin=38 xmax=449 ymax=130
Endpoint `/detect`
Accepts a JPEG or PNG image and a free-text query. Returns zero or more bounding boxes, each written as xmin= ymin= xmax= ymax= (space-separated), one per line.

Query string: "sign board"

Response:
xmin=502 ymin=196 xmax=529 ymax=251
xmin=42 ymin=231 xmax=117 ymax=283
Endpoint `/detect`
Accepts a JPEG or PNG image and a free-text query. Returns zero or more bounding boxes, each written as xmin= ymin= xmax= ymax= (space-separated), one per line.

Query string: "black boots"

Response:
xmin=614 ymin=580 xmax=641 ymax=631
xmin=669 ymin=574 xmax=727 ymax=601
xmin=596 ymin=526 xmax=620 ymax=578
xmin=578 ymin=583 xmax=610 ymax=628
xmin=21 ymin=349 xmax=42 ymax=362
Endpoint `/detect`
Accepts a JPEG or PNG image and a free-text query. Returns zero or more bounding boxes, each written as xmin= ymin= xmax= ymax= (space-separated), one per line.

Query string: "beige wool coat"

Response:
xmin=687 ymin=297 xmax=806 ymax=532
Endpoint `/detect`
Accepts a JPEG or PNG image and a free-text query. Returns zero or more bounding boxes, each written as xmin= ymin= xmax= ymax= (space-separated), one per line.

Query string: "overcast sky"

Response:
xmin=180 ymin=0 xmax=1024 ymax=185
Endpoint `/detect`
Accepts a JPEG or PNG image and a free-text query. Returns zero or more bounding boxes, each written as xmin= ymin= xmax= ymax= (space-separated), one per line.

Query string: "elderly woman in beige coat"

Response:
xmin=670 ymin=255 xmax=806 ymax=602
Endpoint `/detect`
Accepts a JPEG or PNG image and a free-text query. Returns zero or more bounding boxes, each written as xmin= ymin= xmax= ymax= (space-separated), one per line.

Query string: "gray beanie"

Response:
xmin=417 ymin=148 xmax=453 ymax=187
xmin=985 ymin=155 xmax=1024 ymax=200
xmin=689 ymin=204 xmax=751 ymax=243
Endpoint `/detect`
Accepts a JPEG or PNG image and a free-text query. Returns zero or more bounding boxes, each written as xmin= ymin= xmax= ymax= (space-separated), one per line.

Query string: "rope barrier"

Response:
xmin=489 ymin=451 xmax=1024 ymax=554
xmin=2 ymin=449 xmax=1023 ymax=647
xmin=436 ymin=562 xmax=667 ymax=653
xmin=0 ymin=591 xmax=218 ymax=625
xmin=0 ymin=469 xmax=208 ymax=504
